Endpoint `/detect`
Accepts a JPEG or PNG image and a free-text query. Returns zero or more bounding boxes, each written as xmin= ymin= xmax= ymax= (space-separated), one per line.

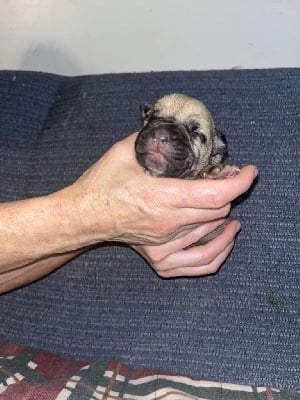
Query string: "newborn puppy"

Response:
xmin=135 ymin=93 xmax=239 ymax=179
xmin=135 ymin=93 xmax=239 ymax=245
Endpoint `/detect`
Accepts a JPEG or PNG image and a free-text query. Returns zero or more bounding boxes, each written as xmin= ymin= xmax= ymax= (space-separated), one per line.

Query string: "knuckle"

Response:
xmin=206 ymin=263 xmax=220 ymax=274
xmin=219 ymin=204 xmax=231 ymax=218
xmin=156 ymin=269 xmax=169 ymax=278
xmin=157 ymin=268 xmax=180 ymax=279
xmin=199 ymin=248 xmax=214 ymax=265
xmin=206 ymin=189 xmax=227 ymax=208
xmin=147 ymin=250 xmax=164 ymax=264
xmin=152 ymin=259 xmax=173 ymax=277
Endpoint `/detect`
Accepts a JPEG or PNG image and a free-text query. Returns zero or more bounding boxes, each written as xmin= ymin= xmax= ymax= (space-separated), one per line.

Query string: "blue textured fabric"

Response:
xmin=0 ymin=69 xmax=299 ymax=391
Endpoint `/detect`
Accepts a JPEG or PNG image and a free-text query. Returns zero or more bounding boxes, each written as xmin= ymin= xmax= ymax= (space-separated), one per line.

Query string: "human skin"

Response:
xmin=0 ymin=133 xmax=258 ymax=293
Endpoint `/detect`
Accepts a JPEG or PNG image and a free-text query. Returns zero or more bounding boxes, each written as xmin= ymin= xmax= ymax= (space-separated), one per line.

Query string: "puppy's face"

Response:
xmin=135 ymin=94 xmax=227 ymax=179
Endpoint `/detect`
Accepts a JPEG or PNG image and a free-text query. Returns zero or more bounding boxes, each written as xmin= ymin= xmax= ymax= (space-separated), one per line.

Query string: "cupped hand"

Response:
xmin=132 ymin=218 xmax=241 ymax=278
xmin=69 ymin=133 xmax=257 ymax=273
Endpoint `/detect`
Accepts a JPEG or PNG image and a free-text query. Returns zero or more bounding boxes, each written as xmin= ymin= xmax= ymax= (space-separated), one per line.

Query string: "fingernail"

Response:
xmin=253 ymin=167 xmax=259 ymax=179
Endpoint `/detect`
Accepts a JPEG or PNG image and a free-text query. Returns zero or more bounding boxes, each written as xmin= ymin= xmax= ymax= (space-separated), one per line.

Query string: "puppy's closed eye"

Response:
xmin=187 ymin=122 xmax=207 ymax=144
xmin=187 ymin=121 xmax=199 ymax=133
xmin=189 ymin=130 xmax=206 ymax=144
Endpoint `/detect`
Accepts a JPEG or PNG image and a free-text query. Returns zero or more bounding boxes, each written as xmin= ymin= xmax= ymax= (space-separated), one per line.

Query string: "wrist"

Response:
xmin=53 ymin=183 xmax=114 ymax=250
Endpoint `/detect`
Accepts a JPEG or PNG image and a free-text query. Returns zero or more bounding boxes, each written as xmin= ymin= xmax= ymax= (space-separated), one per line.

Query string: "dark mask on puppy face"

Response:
xmin=135 ymin=93 xmax=229 ymax=179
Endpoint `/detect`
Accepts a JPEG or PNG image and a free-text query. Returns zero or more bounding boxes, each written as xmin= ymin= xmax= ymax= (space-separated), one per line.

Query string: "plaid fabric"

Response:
xmin=0 ymin=341 xmax=299 ymax=400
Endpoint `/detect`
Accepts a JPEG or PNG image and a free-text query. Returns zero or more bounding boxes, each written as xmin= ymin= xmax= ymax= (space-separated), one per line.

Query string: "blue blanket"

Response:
xmin=0 ymin=69 xmax=299 ymax=391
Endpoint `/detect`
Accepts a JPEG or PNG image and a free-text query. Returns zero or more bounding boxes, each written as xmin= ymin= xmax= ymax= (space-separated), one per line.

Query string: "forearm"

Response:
xmin=0 ymin=249 xmax=85 ymax=294
xmin=0 ymin=187 xmax=107 ymax=273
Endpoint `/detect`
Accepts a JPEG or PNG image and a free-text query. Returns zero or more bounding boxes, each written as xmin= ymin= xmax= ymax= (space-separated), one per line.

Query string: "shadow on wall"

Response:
xmin=20 ymin=45 xmax=83 ymax=75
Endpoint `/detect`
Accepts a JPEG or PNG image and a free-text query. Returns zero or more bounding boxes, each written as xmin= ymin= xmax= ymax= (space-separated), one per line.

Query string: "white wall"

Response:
xmin=0 ymin=0 xmax=299 ymax=75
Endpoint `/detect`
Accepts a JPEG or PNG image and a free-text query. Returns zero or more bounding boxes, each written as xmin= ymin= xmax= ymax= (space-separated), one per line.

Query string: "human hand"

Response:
xmin=67 ymin=133 xmax=258 ymax=259
xmin=132 ymin=218 xmax=241 ymax=278
xmin=0 ymin=133 xmax=257 ymax=291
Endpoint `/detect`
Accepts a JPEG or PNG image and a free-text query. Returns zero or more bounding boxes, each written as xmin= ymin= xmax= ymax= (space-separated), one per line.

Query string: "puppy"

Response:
xmin=135 ymin=93 xmax=239 ymax=245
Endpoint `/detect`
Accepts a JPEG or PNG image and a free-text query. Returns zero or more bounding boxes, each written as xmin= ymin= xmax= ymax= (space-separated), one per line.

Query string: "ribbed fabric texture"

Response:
xmin=0 ymin=69 xmax=299 ymax=390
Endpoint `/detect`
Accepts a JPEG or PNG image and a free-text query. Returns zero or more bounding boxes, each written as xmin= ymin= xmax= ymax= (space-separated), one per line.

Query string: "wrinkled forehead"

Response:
xmin=154 ymin=108 xmax=214 ymax=135
xmin=154 ymin=98 xmax=214 ymax=132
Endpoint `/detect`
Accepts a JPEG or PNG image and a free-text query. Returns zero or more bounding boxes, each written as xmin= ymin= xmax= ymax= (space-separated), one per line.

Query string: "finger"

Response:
xmin=171 ymin=203 xmax=231 ymax=228
xmin=162 ymin=165 xmax=258 ymax=209
xmin=142 ymin=219 xmax=228 ymax=261
xmin=154 ymin=203 xmax=231 ymax=244
xmin=156 ymin=220 xmax=240 ymax=272
xmin=159 ymin=241 xmax=234 ymax=278
xmin=129 ymin=203 xmax=230 ymax=248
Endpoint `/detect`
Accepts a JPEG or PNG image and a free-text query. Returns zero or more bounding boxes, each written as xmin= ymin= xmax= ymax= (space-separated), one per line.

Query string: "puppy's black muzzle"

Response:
xmin=135 ymin=120 xmax=196 ymax=178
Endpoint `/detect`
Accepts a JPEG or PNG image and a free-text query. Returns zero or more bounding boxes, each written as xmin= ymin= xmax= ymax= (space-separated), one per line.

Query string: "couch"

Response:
xmin=0 ymin=68 xmax=299 ymax=398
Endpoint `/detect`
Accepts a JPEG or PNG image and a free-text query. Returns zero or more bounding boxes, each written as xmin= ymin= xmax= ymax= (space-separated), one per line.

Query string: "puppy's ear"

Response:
xmin=140 ymin=104 xmax=154 ymax=122
xmin=212 ymin=129 xmax=228 ymax=159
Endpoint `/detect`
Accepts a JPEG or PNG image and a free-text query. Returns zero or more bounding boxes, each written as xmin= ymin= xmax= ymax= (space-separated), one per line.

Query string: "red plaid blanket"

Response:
xmin=0 ymin=341 xmax=299 ymax=399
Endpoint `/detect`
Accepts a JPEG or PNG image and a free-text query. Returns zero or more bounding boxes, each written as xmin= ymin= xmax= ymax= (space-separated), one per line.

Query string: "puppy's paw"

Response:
xmin=203 ymin=165 xmax=240 ymax=179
